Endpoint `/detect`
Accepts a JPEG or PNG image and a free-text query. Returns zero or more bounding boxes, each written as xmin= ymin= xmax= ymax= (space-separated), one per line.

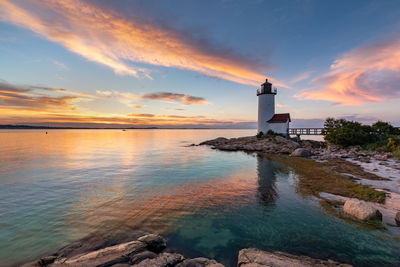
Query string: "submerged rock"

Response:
xmin=343 ymin=199 xmax=382 ymax=221
xmin=290 ymin=148 xmax=311 ymax=157
xmin=238 ymin=248 xmax=352 ymax=267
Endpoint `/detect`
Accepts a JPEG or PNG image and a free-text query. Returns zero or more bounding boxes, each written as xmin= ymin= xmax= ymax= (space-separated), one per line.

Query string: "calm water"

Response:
xmin=0 ymin=129 xmax=399 ymax=267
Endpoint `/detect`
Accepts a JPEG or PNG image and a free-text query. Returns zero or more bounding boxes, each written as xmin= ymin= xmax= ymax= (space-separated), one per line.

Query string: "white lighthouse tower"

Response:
xmin=257 ymin=78 xmax=290 ymax=136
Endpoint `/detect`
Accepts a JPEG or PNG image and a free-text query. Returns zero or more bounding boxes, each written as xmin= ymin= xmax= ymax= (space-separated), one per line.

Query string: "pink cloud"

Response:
xmin=299 ymin=37 xmax=400 ymax=105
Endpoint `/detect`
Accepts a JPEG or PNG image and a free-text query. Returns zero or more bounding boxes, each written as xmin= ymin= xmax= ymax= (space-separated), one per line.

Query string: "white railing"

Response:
xmin=256 ymin=87 xmax=277 ymax=95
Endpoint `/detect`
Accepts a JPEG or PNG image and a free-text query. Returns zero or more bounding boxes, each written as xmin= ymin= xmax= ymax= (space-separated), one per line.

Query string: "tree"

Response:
xmin=371 ymin=121 xmax=400 ymax=136
xmin=322 ymin=118 xmax=375 ymax=147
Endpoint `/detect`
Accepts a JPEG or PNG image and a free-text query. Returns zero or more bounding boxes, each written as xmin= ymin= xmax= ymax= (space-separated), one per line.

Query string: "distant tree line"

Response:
xmin=322 ymin=118 xmax=400 ymax=157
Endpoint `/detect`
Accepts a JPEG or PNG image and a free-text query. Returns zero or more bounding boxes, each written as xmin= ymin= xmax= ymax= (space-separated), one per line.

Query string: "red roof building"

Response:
xmin=267 ymin=113 xmax=291 ymax=123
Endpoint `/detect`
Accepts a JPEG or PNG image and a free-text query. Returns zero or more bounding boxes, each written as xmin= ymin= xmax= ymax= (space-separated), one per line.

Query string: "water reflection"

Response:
xmin=256 ymin=155 xmax=278 ymax=206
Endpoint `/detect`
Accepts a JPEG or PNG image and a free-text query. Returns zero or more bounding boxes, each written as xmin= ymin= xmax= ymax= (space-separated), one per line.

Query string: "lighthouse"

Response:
xmin=257 ymin=78 xmax=290 ymax=136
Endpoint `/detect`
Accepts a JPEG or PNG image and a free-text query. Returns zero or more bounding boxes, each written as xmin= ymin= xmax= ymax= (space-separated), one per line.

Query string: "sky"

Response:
xmin=0 ymin=0 xmax=400 ymax=128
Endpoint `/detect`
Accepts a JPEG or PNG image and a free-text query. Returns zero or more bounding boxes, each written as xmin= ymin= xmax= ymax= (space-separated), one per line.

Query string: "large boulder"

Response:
xmin=290 ymin=148 xmax=311 ymax=157
xmin=51 ymin=240 xmax=146 ymax=266
xmin=343 ymin=199 xmax=382 ymax=221
xmin=137 ymin=234 xmax=166 ymax=253
xmin=395 ymin=211 xmax=400 ymax=226
xmin=238 ymin=248 xmax=351 ymax=267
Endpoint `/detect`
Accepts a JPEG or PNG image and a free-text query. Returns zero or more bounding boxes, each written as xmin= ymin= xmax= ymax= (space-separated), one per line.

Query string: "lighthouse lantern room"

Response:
xmin=257 ymin=78 xmax=290 ymax=136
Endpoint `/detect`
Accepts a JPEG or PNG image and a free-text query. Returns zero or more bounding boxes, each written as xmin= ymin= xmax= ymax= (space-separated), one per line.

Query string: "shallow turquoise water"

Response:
xmin=0 ymin=129 xmax=399 ymax=266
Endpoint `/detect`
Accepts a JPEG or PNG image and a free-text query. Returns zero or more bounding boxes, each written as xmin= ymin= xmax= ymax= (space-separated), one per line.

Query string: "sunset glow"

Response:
xmin=1 ymin=0 xmax=400 ymax=127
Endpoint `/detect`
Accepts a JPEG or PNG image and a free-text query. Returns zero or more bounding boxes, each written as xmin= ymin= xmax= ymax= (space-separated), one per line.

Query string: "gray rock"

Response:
xmin=199 ymin=137 xmax=228 ymax=146
xmin=343 ymin=199 xmax=382 ymax=221
xmin=51 ymin=240 xmax=146 ymax=267
xmin=129 ymin=250 xmax=158 ymax=265
xmin=395 ymin=211 xmax=400 ymax=226
xmin=238 ymin=248 xmax=352 ymax=267
xmin=132 ymin=252 xmax=184 ymax=267
xmin=274 ymin=136 xmax=287 ymax=143
xmin=137 ymin=234 xmax=166 ymax=253
xmin=176 ymin=257 xmax=224 ymax=267
xmin=290 ymin=148 xmax=311 ymax=157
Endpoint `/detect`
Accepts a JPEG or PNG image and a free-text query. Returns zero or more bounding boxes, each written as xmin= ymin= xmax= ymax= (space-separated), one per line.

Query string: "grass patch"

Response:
xmin=263 ymin=154 xmax=386 ymax=203
xmin=326 ymin=158 xmax=388 ymax=181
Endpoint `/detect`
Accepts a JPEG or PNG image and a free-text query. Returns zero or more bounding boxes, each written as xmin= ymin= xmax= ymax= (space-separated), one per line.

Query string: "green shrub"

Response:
xmin=322 ymin=118 xmax=400 ymax=149
xmin=322 ymin=118 xmax=376 ymax=147
xmin=371 ymin=121 xmax=400 ymax=136
xmin=256 ymin=130 xmax=284 ymax=139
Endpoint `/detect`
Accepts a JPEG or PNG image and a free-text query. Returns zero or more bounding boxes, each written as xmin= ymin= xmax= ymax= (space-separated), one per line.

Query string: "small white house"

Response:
xmin=257 ymin=78 xmax=290 ymax=136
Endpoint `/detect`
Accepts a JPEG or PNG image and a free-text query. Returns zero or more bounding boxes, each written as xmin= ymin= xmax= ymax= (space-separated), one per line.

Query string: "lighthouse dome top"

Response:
xmin=256 ymin=78 xmax=277 ymax=96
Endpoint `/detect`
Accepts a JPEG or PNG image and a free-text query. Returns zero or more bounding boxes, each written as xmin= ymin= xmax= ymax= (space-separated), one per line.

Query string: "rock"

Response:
xmin=274 ymin=136 xmax=287 ymax=143
xmin=52 ymin=240 xmax=146 ymax=266
xmin=286 ymin=140 xmax=300 ymax=150
xmin=280 ymin=147 xmax=292 ymax=154
xmin=176 ymin=257 xmax=224 ymax=267
xmin=238 ymin=248 xmax=352 ymax=267
xmin=395 ymin=212 xmax=400 ymax=226
xmin=129 ymin=250 xmax=158 ymax=265
xmin=343 ymin=199 xmax=382 ymax=221
xmin=40 ymin=256 xmax=57 ymax=265
xmin=110 ymin=264 xmax=130 ymax=267
xmin=199 ymin=137 xmax=228 ymax=146
xmin=137 ymin=234 xmax=167 ymax=253
xmin=132 ymin=252 xmax=184 ymax=267
xmin=290 ymin=148 xmax=311 ymax=157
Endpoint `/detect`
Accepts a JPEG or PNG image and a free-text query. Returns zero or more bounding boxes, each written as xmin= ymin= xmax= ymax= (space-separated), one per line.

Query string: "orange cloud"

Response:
xmin=141 ymin=92 xmax=208 ymax=105
xmin=0 ymin=0 xmax=269 ymax=86
xmin=0 ymin=109 xmax=255 ymax=128
xmin=0 ymin=81 xmax=86 ymax=111
xmin=299 ymin=37 xmax=400 ymax=105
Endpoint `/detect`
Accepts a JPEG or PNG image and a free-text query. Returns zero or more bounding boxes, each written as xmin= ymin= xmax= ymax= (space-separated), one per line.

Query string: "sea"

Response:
xmin=0 ymin=129 xmax=399 ymax=266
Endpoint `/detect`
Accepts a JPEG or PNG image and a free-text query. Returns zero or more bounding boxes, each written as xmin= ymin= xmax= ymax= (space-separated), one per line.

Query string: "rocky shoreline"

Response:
xmin=21 ymin=233 xmax=351 ymax=267
xmin=199 ymin=135 xmax=400 ymax=229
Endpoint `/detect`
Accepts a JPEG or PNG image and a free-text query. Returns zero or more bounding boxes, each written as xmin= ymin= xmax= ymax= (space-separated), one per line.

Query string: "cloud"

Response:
xmin=52 ymin=60 xmax=69 ymax=71
xmin=0 ymin=81 xmax=85 ymax=111
xmin=0 ymin=108 xmax=256 ymax=128
xmin=94 ymin=90 xmax=208 ymax=106
xmin=128 ymin=113 xmax=155 ymax=118
xmin=276 ymin=103 xmax=287 ymax=108
xmin=290 ymin=70 xmax=313 ymax=84
xmin=96 ymin=90 xmax=113 ymax=97
xmin=141 ymin=92 xmax=208 ymax=105
xmin=0 ymin=0 xmax=270 ymax=86
xmin=298 ymin=37 xmax=400 ymax=105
